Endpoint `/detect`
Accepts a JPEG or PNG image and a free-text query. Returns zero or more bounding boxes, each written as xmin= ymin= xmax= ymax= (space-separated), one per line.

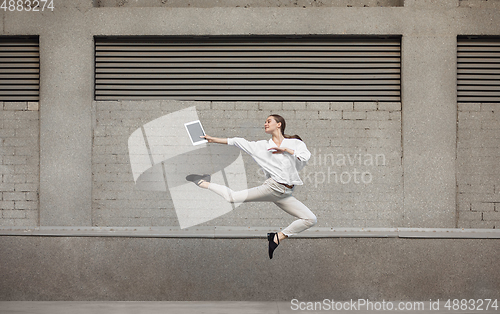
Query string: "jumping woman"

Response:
xmin=186 ymin=115 xmax=317 ymax=259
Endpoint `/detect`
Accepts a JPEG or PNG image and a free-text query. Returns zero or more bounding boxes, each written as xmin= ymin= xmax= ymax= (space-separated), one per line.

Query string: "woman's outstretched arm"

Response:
xmin=202 ymin=135 xmax=228 ymax=144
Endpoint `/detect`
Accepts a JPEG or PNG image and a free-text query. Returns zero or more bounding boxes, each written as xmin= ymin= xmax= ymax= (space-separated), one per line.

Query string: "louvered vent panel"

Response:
xmin=0 ymin=36 xmax=39 ymax=101
xmin=458 ymin=36 xmax=500 ymax=103
xmin=95 ymin=36 xmax=401 ymax=102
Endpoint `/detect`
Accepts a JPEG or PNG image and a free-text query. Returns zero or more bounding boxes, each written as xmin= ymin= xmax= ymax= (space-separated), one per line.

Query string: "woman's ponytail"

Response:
xmin=284 ymin=134 xmax=303 ymax=141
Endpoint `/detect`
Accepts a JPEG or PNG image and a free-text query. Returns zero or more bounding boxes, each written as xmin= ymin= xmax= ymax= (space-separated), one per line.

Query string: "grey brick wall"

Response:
xmin=93 ymin=100 xmax=402 ymax=228
xmin=0 ymin=102 xmax=39 ymax=226
xmin=457 ymin=103 xmax=500 ymax=228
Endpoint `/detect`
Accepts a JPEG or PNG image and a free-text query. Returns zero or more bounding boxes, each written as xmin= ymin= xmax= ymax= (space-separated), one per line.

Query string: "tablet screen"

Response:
xmin=184 ymin=120 xmax=208 ymax=146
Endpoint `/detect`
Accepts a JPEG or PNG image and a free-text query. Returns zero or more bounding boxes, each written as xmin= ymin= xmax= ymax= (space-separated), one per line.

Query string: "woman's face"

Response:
xmin=264 ymin=116 xmax=281 ymax=134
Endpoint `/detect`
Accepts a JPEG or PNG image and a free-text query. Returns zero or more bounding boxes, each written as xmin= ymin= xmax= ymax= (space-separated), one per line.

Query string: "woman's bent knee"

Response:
xmin=305 ymin=215 xmax=317 ymax=228
xmin=223 ymin=194 xmax=236 ymax=203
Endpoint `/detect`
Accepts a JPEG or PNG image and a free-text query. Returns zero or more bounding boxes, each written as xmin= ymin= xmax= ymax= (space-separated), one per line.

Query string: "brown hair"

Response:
xmin=269 ymin=114 xmax=303 ymax=141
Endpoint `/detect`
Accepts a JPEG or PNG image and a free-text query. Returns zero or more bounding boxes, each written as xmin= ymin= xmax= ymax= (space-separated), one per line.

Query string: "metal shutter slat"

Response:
xmin=458 ymin=58 xmax=500 ymax=63
xmin=0 ymin=85 xmax=39 ymax=90
xmin=96 ymin=79 xmax=401 ymax=85
xmin=96 ymin=90 xmax=399 ymax=95
xmin=457 ymin=42 xmax=500 ymax=47
xmin=458 ymin=69 xmax=500 ymax=74
xmin=95 ymin=73 xmax=400 ymax=80
xmin=458 ymin=52 xmax=500 ymax=57
xmin=98 ymin=85 xmax=401 ymax=91
xmin=0 ymin=36 xmax=39 ymax=101
xmin=95 ymin=35 xmax=401 ymax=102
xmin=95 ymin=40 xmax=400 ymax=47
xmin=458 ymin=86 xmax=500 ymax=91
xmin=459 ymin=63 xmax=500 ymax=69
xmin=0 ymin=63 xmax=40 ymax=68
xmin=96 ymin=51 xmax=400 ymax=58
xmin=0 ymin=46 xmax=39 ymax=51
xmin=0 ymin=58 xmax=40 ymax=63
xmin=96 ymin=62 xmax=400 ymax=69
xmin=96 ymin=67 xmax=400 ymax=76
xmin=0 ymin=90 xmax=39 ymax=95
xmin=0 ymin=68 xmax=39 ymax=74
xmin=458 ymin=47 xmax=500 ymax=52
xmin=458 ymin=91 xmax=500 ymax=96
xmin=0 ymin=74 xmax=40 ymax=79
xmin=96 ymin=68 xmax=401 ymax=74
xmin=97 ymin=45 xmax=401 ymax=52
xmin=0 ymin=79 xmax=39 ymax=84
xmin=95 ymin=96 xmax=399 ymax=102
xmin=458 ymin=74 xmax=500 ymax=80
xmin=0 ymin=52 xmax=39 ymax=57
xmin=459 ymin=80 xmax=499 ymax=85
xmin=96 ymin=57 xmax=401 ymax=63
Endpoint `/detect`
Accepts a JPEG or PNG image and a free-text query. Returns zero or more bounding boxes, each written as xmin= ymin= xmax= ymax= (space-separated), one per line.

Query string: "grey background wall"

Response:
xmin=0 ymin=102 xmax=39 ymax=225
xmin=93 ymin=100 xmax=403 ymax=228
xmin=0 ymin=0 xmax=500 ymax=301
xmin=1 ymin=236 xmax=499 ymax=301
xmin=457 ymin=102 xmax=500 ymax=228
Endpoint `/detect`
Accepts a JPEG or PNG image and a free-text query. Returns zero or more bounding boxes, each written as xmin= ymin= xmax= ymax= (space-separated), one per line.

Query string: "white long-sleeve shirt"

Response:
xmin=227 ymin=137 xmax=311 ymax=186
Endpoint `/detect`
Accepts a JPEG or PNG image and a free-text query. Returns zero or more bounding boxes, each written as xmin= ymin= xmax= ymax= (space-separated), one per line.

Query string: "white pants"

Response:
xmin=208 ymin=178 xmax=317 ymax=236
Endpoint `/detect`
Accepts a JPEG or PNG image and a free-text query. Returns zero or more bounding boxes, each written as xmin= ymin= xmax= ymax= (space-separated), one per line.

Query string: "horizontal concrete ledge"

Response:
xmin=0 ymin=226 xmax=499 ymax=238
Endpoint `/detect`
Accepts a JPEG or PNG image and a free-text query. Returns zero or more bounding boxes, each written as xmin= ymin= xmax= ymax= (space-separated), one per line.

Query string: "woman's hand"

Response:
xmin=201 ymin=135 xmax=228 ymax=144
xmin=202 ymin=134 xmax=215 ymax=143
xmin=268 ymin=147 xmax=294 ymax=155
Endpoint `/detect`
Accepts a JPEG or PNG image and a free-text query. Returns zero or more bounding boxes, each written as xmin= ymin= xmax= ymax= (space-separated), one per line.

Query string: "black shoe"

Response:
xmin=186 ymin=174 xmax=211 ymax=186
xmin=267 ymin=232 xmax=279 ymax=259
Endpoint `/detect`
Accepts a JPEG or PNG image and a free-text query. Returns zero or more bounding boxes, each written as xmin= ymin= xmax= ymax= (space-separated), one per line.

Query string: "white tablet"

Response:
xmin=184 ymin=120 xmax=208 ymax=146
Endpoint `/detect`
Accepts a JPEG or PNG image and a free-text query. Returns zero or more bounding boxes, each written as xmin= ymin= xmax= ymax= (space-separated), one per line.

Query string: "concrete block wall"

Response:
xmin=457 ymin=103 xmax=500 ymax=228
xmin=0 ymin=102 xmax=39 ymax=227
xmin=93 ymin=100 xmax=178 ymax=227
xmin=93 ymin=100 xmax=402 ymax=228
xmin=5 ymin=0 xmax=498 ymax=229
xmin=1 ymin=0 xmax=500 ymax=302
xmin=0 ymin=0 xmax=496 ymax=232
